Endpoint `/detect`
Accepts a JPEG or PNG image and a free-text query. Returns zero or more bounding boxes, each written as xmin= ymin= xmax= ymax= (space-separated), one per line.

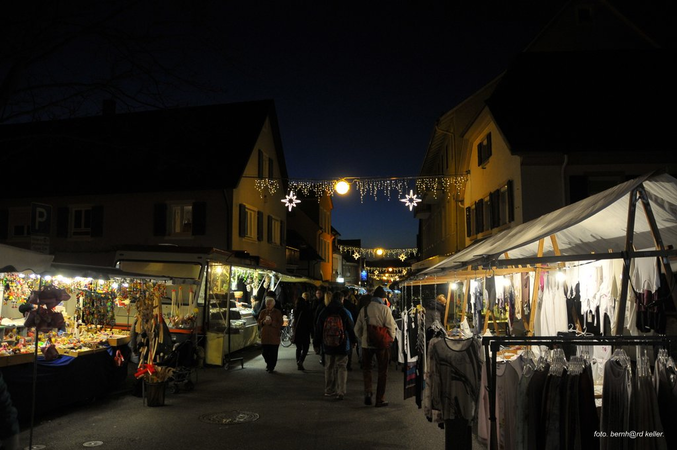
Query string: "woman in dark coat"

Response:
xmin=292 ymin=291 xmax=314 ymax=370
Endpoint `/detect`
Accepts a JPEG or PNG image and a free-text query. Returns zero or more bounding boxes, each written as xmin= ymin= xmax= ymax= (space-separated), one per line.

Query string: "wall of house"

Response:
xmin=1 ymin=190 xmax=230 ymax=267
xmin=464 ymin=119 xmax=523 ymax=247
xmin=318 ymin=195 xmax=333 ymax=282
xmin=231 ymin=117 xmax=288 ymax=270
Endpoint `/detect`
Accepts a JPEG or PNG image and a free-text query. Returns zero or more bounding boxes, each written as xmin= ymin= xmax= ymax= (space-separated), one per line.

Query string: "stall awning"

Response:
xmin=0 ymin=243 xmax=54 ymax=273
xmin=420 ymin=172 xmax=677 ymax=274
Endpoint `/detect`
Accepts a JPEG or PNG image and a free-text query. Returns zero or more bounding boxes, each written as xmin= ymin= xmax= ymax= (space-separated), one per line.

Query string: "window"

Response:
xmin=258 ymin=150 xmax=274 ymax=179
xmin=71 ymin=207 xmax=92 ymax=237
xmin=466 ymin=180 xmax=514 ymax=237
xmin=9 ymin=209 xmax=30 ymax=238
xmin=477 ymin=132 xmax=492 ymax=167
xmin=238 ymin=204 xmax=260 ymax=240
xmin=170 ymin=204 xmax=193 ymax=236
xmin=268 ymin=215 xmax=281 ymax=245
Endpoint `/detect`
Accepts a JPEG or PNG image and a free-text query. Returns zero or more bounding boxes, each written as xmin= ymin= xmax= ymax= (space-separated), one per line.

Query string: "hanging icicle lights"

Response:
xmin=338 ymin=245 xmax=417 ymax=259
xmin=253 ymin=174 xmax=467 ymax=203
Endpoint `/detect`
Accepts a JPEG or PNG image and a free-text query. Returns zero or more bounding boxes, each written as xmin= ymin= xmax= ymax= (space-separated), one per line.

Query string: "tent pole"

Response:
xmin=615 ymin=188 xmax=639 ymax=335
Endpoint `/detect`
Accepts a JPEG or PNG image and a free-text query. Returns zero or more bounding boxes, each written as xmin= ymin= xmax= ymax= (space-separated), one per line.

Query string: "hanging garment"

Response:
xmin=600 ymin=359 xmax=633 ymax=450
xmin=425 ymin=337 xmax=483 ymax=425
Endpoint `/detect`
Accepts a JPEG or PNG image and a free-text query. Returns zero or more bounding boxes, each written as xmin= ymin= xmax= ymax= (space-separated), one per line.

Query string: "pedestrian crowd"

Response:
xmin=257 ymin=284 xmax=397 ymax=407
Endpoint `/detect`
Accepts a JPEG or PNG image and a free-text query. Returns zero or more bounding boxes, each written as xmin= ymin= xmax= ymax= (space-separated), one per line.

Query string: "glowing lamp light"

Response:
xmin=337 ymin=277 xmax=345 ymax=283
xmin=375 ymin=248 xmax=384 ymax=256
xmin=335 ymin=180 xmax=350 ymax=195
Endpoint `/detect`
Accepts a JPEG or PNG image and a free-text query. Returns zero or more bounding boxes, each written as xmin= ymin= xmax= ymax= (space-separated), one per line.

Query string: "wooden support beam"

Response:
xmin=527 ymin=239 xmax=546 ymax=335
xmin=616 ymin=188 xmax=639 ymax=336
xmin=637 ymin=186 xmax=677 ymax=313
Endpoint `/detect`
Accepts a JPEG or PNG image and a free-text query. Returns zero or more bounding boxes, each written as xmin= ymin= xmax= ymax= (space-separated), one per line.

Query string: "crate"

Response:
xmin=60 ymin=347 xmax=107 ymax=358
xmin=107 ymin=335 xmax=131 ymax=347
xmin=0 ymin=352 xmax=36 ymax=367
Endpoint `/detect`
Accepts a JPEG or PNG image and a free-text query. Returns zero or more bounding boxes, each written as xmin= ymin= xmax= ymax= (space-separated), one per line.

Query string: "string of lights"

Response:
xmin=252 ymin=174 xmax=468 ymax=205
xmin=252 ymin=174 xmax=468 ymax=215
xmin=338 ymin=245 xmax=418 ymax=260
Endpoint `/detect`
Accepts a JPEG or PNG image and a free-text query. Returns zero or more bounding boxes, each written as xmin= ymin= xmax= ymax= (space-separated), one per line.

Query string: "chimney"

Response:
xmin=102 ymin=99 xmax=117 ymax=115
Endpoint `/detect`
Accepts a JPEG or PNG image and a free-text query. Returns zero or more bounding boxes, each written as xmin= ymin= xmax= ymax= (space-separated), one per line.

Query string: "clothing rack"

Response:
xmin=481 ymin=334 xmax=676 ymax=450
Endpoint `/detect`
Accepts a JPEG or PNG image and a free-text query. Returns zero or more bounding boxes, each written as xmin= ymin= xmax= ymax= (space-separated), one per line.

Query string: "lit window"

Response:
xmin=171 ymin=204 xmax=193 ymax=236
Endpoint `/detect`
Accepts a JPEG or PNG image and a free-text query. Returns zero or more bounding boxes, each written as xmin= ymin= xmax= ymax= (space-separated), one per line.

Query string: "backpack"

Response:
xmin=322 ymin=313 xmax=345 ymax=348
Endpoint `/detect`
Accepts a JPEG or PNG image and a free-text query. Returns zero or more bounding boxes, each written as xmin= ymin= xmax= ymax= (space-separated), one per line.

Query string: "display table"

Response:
xmin=3 ymin=344 xmax=131 ymax=423
xmin=205 ymin=324 xmax=259 ymax=366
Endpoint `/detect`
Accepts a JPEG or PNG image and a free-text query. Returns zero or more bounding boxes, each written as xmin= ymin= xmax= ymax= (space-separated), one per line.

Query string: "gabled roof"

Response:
xmin=0 ymin=99 xmax=288 ymax=198
xmin=485 ymin=49 xmax=677 ymax=154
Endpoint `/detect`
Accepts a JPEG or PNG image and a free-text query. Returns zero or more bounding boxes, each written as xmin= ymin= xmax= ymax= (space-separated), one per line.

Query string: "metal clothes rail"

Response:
xmin=480 ymin=335 xmax=676 ymax=450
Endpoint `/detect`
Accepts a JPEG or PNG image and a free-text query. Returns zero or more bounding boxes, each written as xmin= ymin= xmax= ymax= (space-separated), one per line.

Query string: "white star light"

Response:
xmin=281 ymin=191 xmax=301 ymax=211
xmin=400 ymin=190 xmax=421 ymax=211
xmin=352 ymin=251 xmax=360 ymax=260
xmin=399 ymin=253 xmax=407 ymax=262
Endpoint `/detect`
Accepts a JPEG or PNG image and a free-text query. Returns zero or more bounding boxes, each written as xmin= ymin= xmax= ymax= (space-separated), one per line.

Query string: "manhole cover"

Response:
xmin=83 ymin=443 xmax=104 ymax=447
xmin=199 ymin=411 xmax=259 ymax=425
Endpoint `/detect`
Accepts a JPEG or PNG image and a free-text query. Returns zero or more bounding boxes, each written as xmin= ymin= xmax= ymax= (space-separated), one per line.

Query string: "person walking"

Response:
xmin=355 ymin=292 xmax=373 ymax=368
xmin=314 ymin=291 xmax=357 ymax=400
xmin=355 ymin=286 xmax=397 ymax=407
xmin=257 ymin=296 xmax=283 ymax=373
xmin=341 ymin=289 xmax=358 ymax=371
xmin=292 ymin=291 xmax=313 ymax=370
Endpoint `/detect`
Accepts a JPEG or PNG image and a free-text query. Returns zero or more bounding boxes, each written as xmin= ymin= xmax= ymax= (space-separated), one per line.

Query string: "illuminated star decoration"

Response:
xmin=281 ymin=191 xmax=301 ymax=211
xmin=353 ymin=251 xmax=360 ymax=260
xmin=400 ymin=190 xmax=421 ymax=211
xmin=399 ymin=253 xmax=407 ymax=262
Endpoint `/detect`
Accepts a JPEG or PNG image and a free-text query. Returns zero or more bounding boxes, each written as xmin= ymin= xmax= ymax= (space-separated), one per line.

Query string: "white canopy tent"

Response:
xmin=0 ymin=243 xmax=53 ymax=274
xmin=413 ymin=172 xmax=677 ymax=334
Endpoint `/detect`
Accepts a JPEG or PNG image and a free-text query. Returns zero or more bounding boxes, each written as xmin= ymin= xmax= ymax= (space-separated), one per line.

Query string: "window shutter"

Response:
xmin=192 ymin=202 xmax=207 ymax=236
xmin=267 ymin=215 xmax=273 ymax=243
xmin=268 ymin=157 xmax=274 ymax=179
xmin=153 ymin=204 xmax=167 ymax=236
xmin=91 ymin=205 xmax=104 ymax=237
xmin=56 ymin=207 xmax=69 ymax=238
xmin=258 ymin=149 xmax=264 ymax=178
xmin=281 ymin=220 xmax=286 ymax=246
xmin=475 ymin=199 xmax=484 ymax=233
xmin=0 ymin=209 xmax=8 ymax=240
xmin=465 ymin=207 xmax=472 ymax=238
xmin=491 ymin=190 xmax=500 ymax=229
xmin=507 ymin=180 xmax=515 ymax=223
xmin=238 ymin=204 xmax=246 ymax=237
xmin=257 ymin=211 xmax=263 ymax=241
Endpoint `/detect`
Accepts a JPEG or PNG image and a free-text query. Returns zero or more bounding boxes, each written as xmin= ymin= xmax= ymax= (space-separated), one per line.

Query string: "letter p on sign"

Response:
xmin=31 ymin=203 xmax=52 ymax=235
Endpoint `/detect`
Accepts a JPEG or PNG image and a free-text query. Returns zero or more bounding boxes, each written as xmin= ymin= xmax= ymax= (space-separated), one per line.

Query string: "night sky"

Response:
xmin=202 ymin=1 xmax=566 ymax=249
xmin=2 ymin=1 xmax=568 ymax=250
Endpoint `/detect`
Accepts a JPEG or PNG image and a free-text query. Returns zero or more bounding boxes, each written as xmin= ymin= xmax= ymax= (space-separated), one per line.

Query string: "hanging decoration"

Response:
xmin=281 ymin=191 xmax=302 ymax=211
xmin=253 ymin=174 xmax=468 ymax=203
xmin=338 ymin=245 xmax=417 ymax=259
xmin=400 ymin=189 xmax=421 ymax=211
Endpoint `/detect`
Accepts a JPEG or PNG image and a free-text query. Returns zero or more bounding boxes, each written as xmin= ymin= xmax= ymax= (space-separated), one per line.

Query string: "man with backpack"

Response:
xmin=314 ymin=291 xmax=357 ymax=400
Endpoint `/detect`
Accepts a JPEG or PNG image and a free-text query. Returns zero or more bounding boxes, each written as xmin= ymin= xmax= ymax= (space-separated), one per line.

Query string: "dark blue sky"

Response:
xmin=200 ymin=1 xmax=566 ymax=249
xmin=2 ymin=1 xmax=567 ymax=250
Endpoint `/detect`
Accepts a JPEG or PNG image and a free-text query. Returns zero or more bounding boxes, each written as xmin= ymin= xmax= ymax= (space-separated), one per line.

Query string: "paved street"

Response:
xmin=16 ymin=344 xmax=488 ymax=450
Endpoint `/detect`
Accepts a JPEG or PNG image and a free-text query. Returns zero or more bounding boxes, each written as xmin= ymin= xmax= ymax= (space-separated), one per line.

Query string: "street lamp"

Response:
xmin=335 ymin=179 xmax=350 ymax=195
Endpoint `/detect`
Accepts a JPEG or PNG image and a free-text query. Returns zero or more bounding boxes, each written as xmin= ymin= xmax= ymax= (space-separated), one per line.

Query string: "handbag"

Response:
xmin=41 ymin=339 xmax=59 ymax=361
xmin=364 ymin=304 xmax=393 ymax=349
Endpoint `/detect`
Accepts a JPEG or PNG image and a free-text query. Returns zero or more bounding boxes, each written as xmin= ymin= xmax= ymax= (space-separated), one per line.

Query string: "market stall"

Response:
xmin=405 ymin=172 xmax=677 ymax=450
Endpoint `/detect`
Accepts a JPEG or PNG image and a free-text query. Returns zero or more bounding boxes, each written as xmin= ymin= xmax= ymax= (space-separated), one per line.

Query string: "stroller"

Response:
xmin=158 ymin=339 xmax=200 ymax=394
